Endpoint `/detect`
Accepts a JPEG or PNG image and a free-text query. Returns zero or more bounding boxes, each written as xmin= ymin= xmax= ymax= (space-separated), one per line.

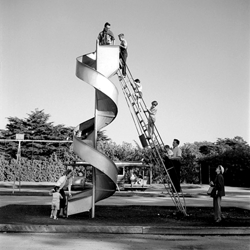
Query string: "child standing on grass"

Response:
xmin=49 ymin=186 xmax=63 ymax=220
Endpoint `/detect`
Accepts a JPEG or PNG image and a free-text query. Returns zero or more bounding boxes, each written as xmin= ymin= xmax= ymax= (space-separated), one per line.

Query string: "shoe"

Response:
xmin=53 ymin=217 xmax=58 ymax=220
xmin=215 ymin=219 xmax=221 ymax=223
xmin=50 ymin=215 xmax=53 ymax=219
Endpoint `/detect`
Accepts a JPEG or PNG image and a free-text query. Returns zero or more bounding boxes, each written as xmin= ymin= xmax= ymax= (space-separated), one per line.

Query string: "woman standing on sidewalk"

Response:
xmin=56 ymin=169 xmax=73 ymax=218
xmin=210 ymin=165 xmax=225 ymax=223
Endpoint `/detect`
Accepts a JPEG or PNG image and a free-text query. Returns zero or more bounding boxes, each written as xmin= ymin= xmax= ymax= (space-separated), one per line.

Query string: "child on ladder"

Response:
xmin=133 ymin=79 xmax=143 ymax=112
xmin=147 ymin=101 xmax=158 ymax=139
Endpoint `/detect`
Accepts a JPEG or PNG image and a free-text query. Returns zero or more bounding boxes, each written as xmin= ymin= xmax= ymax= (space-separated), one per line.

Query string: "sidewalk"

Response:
xmin=0 ymin=181 xmax=250 ymax=235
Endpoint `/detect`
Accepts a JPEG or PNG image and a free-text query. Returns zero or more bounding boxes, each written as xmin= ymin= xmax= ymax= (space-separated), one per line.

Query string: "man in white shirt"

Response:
xmin=171 ymin=139 xmax=182 ymax=161
xmin=165 ymin=139 xmax=182 ymax=192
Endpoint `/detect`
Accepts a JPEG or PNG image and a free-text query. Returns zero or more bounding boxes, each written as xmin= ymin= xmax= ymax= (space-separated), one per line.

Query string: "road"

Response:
xmin=0 ymin=233 xmax=249 ymax=250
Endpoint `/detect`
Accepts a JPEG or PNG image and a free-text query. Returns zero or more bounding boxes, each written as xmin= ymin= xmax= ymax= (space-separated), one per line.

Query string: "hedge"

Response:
xmin=0 ymin=158 xmax=65 ymax=182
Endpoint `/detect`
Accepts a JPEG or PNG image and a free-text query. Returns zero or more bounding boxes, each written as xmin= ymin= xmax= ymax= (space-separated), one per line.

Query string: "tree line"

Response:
xmin=0 ymin=109 xmax=249 ymax=186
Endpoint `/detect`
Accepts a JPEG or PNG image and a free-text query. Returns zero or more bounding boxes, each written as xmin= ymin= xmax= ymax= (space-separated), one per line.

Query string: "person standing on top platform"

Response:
xmin=118 ymin=33 xmax=128 ymax=77
xmin=97 ymin=22 xmax=115 ymax=45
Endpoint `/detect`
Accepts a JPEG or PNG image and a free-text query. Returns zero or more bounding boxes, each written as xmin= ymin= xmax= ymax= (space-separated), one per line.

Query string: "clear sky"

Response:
xmin=1 ymin=0 xmax=249 ymax=146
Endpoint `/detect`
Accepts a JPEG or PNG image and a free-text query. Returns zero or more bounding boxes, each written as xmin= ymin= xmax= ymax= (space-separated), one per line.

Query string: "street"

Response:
xmin=0 ymin=233 xmax=249 ymax=250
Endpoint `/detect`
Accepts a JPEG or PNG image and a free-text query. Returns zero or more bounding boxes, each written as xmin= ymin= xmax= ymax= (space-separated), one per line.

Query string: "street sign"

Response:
xmin=16 ymin=134 xmax=24 ymax=140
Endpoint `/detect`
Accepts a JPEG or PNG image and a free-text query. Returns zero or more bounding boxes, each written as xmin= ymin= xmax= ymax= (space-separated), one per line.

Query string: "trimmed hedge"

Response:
xmin=0 ymin=158 xmax=65 ymax=182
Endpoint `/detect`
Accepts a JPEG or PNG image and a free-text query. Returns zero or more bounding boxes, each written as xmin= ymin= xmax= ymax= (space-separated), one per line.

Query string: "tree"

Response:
xmin=97 ymin=130 xmax=111 ymax=143
xmin=180 ymin=143 xmax=200 ymax=184
xmin=1 ymin=109 xmax=74 ymax=161
xmin=198 ymin=137 xmax=250 ymax=187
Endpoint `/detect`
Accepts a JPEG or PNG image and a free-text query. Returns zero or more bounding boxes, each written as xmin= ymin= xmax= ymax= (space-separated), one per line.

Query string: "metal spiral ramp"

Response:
xmin=67 ymin=42 xmax=120 ymax=217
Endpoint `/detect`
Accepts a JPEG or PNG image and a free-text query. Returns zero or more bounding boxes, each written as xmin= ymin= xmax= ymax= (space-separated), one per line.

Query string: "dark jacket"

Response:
xmin=214 ymin=173 xmax=225 ymax=197
xmin=98 ymin=29 xmax=115 ymax=45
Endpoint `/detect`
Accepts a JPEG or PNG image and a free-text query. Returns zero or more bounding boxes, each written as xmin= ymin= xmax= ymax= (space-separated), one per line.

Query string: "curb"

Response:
xmin=1 ymin=224 xmax=250 ymax=235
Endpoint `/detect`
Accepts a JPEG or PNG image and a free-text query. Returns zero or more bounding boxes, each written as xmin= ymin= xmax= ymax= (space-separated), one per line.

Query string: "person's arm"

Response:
xmin=67 ymin=177 xmax=73 ymax=197
xmin=148 ymin=107 xmax=157 ymax=115
xmin=97 ymin=32 xmax=102 ymax=44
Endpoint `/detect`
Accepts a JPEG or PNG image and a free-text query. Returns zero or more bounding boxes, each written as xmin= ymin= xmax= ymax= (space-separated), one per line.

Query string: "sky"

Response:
xmin=0 ymin=0 xmax=249 ymax=147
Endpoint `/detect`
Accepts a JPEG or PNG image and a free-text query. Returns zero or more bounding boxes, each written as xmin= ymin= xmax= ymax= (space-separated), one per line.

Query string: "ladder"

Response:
xmin=117 ymin=62 xmax=187 ymax=216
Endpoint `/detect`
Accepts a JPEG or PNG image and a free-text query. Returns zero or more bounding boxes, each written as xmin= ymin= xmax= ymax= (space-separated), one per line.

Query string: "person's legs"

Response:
xmin=50 ymin=205 xmax=54 ymax=218
xmin=59 ymin=189 xmax=66 ymax=217
xmin=164 ymin=157 xmax=175 ymax=189
xmin=217 ymin=196 xmax=222 ymax=221
xmin=53 ymin=207 xmax=57 ymax=219
xmin=147 ymin=124 xmax=151 ymax=138
xmin=214 ymin=196 xmax=220 ymax=221
xmin=121 ymin=53 xmax=127 ymax=76
xmin=51 ymin=204 xmax=56 ymax=218
xmin=173 ymin=161 xmax=181 ymax=192
xmin=170 ymin=167 xmax=178 ymax=192
xmin=135 ymin=94 xmax=141 ymax=111
xmin=148 ymin=118 xmax=154 ymax=138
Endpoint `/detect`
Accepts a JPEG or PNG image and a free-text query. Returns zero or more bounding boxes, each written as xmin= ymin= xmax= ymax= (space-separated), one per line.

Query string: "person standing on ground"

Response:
xmin=118 ymin=33 xmax=128 ymax=77
xmin=164 ymin=139 xmax=182 ymax=192
xmin=147 ymin=101 xmax=158 ymax=138
xmin=49 ymin=186 xmax=63 ymax=220
xmin=97 ymin=22 xmax=115 ymax=45
xmin=210 ymin=165 xmax=225 ymax=223
xmin=56 ymin=169 xmax=73 ymax=218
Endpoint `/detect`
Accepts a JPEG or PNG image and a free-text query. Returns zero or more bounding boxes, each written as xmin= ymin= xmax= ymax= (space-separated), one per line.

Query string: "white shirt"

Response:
xmin=56 ymin=176 xmax=73 ymax=190
xmin=56 ymin=176 xmax=67 ymax=189
xmin=172 ymin=146 xmax=182 ymax=158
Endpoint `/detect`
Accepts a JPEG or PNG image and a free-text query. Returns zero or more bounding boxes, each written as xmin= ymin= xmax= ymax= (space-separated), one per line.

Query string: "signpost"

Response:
xmin=13 ymin=134 xmax=24 ymax=193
